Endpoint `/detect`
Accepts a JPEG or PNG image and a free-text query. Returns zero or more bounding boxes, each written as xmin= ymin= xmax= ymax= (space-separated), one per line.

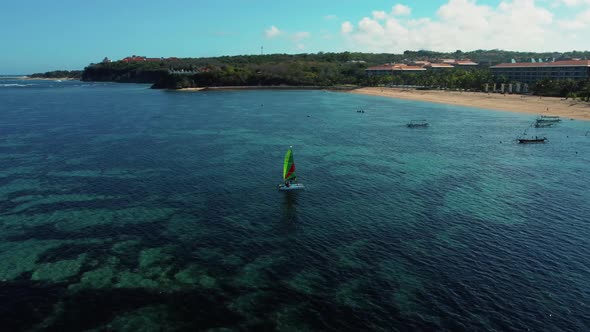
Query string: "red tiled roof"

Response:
xmin=366 ymin=65 xmax=395 ymax=70
xmin=454 ymin=60 xmax=478 ymax=65
xmin=366 ymin=63 xmax=435 ymax=71
xmin=121 ymin=56 xmax=147 ymax=62
xmin=367 ymin=64 xmax=427 ymax=71
xmin=491 ymin=60 xmax=590 ymax=68
xmin=394 ymin=66 xmax=426 ymax=71
xmin=427 ymin=63 xmax=454 ymax=68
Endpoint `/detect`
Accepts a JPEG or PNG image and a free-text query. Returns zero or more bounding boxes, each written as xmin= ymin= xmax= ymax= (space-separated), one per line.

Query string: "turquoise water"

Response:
xmin=1 ymin=79 xmax=589 ymax=331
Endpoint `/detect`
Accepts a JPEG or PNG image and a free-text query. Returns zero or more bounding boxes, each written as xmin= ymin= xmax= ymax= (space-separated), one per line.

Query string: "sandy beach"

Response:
xmin=350 ymin=87 xmax=590 ymax=121
xmin=175 ymin=87 xmax=206 ymax=91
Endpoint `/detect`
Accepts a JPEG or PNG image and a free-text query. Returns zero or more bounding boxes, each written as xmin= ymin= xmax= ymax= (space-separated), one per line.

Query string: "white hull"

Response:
xmin=278 ymin=183 xmax=305 ymax=191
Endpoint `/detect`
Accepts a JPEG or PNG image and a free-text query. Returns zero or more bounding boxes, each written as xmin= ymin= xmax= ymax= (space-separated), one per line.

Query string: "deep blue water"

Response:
xmin=0 ymin=79 xmax=589 ymax=331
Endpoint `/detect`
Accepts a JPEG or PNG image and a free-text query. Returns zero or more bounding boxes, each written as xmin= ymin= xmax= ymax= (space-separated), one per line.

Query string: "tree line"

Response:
xmin=151 ymin=61 xmax=368 ymax=89
xmin=364 ymin=69 xmax=495 ymax=90
xmin=29 ymin=70 xmax=82 ymax=79
xmin=531 ymin=78 xmax=590 ymax=101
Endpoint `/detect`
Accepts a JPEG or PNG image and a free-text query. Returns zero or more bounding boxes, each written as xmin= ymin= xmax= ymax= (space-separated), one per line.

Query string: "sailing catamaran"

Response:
xmin=278 ymin=146 xmax=305 ymax=191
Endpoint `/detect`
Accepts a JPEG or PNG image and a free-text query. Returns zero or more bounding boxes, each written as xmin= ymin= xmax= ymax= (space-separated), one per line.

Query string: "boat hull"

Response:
xmin=278 ymin=183 xmax=305 ymax=191
xmin=534 ymin=123 xmax=554 ymax=128
xmin=518 ymin=139 xmax=546 ymax=144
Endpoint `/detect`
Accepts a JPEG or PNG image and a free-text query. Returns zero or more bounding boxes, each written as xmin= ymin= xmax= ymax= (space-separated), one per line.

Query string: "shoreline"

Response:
xmin=21 ymin=77 xmax=79 ymax=81
xmin=173 ymin=85 xmax=357 ymax=92
xmin=349 ymin=87 xmax=590 ymax=121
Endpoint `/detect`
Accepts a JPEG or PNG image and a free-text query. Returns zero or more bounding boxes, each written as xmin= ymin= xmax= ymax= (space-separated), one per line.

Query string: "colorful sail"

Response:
xmin=282 ymin=147 xmax=297 ymax=181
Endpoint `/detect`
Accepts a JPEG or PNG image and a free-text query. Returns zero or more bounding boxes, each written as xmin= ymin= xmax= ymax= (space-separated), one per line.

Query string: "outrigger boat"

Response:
xmin=539 ymin=115 xmax=561 ymax=120
xmin=518 ymin=136 xmax=547 ymax=144
xmin=534 ymin=122 xmax=554 ymax=128
xmin=536 ymin=115 xmax=561 ymax=123
xmin=406 ymin=120 xmax=429 ymax=128
xmin=517 ymin=127 xmax=546 ymax=144
xmin=278 ymin=146 xmax=305 ymax=191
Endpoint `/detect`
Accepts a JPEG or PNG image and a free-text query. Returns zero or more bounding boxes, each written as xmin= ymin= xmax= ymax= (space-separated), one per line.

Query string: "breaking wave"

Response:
xmin=0 ymin=83 xmax=36 ymax=87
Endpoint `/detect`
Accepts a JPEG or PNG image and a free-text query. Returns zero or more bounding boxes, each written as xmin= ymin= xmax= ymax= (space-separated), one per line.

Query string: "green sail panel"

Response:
xmin=283 ymin=148 xmax=297 ymax=181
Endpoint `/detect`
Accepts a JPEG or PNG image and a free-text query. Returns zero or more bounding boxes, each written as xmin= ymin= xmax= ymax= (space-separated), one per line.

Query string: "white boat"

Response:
xmin=536 ymin=115 xmax=561 ymax=123
xmin=278 ymin=183 xmax=306 ymax=191
xmin=278 ymin=146 xmax=305 ymax=191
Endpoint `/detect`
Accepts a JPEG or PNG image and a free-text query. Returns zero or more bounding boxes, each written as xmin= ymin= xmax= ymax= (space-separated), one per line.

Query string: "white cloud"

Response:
xmin=559 ymin=8 xmax=590 ymax=29
xmin=559 ymin=20 xmax=586 ymax=29
xmin=392 ymin=4 xmax=411 ymax=16
xmin=341 ymin=21 xmax=353 ymax=33
xmin=557 ymin=0 xmax=590 ymax=6
xmin=292 ymin=31 xmax=311 ymax=41
xmin=264 ymin=27 xmax=310 ymax=49
xmin=265 ymin=26 xmax=282 ymax=38
xmin=358 ymin=17 xmax=386 ymax=36
xmin=324 ymin=14 xmax=338 ymax=20
xmin=341 ymin=0 xmax=590 ymax=52
xmin=373 ymin=10 xmax=387 ymax=20
xmin=407 ymin=18 xmax=431 ymax=27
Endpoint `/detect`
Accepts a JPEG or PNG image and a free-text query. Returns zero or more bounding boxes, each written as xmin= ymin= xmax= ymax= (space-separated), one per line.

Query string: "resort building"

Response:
xmin=411 ymin=60 xmax=431 ymax=66
xmin=365 ymin=64 xmax=426 ymax=76
xmin=490 ymin=60 xmax=590 ymax=84
xmin=366 ymin=59 xmax=478 ymax=76
xmin=453 ymin=60 xmax=478 ymax=68
xmin=437 ymin=59 xmax=479 ymax=67
xmin=424 ymin=63 xmax=454 ymax=70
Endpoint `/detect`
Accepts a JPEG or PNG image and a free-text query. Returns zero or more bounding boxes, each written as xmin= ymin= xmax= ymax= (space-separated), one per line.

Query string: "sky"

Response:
xmin=1 ymin=0 xmax=590 ymax=74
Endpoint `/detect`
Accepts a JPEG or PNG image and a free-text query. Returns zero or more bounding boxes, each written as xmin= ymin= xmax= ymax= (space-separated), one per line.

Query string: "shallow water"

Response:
xmin=1 ymin=79 xmax=589 ymax=331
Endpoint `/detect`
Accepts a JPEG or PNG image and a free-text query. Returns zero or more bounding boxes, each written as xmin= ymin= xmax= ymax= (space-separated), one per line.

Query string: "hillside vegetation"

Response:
xmin=74 ymin=50 xmax=589 ymax=98
xmin=29 ymin=70 xmax=82 ymax=79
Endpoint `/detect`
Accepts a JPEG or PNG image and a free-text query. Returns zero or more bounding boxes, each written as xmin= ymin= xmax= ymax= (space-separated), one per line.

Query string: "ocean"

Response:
xmin=1 ymin=79 xmax=589 ymax=331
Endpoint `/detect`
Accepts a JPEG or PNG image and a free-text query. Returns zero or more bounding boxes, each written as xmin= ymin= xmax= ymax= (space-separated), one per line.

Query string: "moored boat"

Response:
xmin=518 ymin=137 xmax=547 ymax=144
xmin=406 ymin=120 xmax=429 ymax=128
xmin=539 ymin=115 xmax=561 ymax=120
xmin=536 ymin=115 xmax=561 ymax=123
xmin=534 ymin=122 xmax=554 ymax=128
xmin=517 ymin=125 xmax=547 ymax=144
